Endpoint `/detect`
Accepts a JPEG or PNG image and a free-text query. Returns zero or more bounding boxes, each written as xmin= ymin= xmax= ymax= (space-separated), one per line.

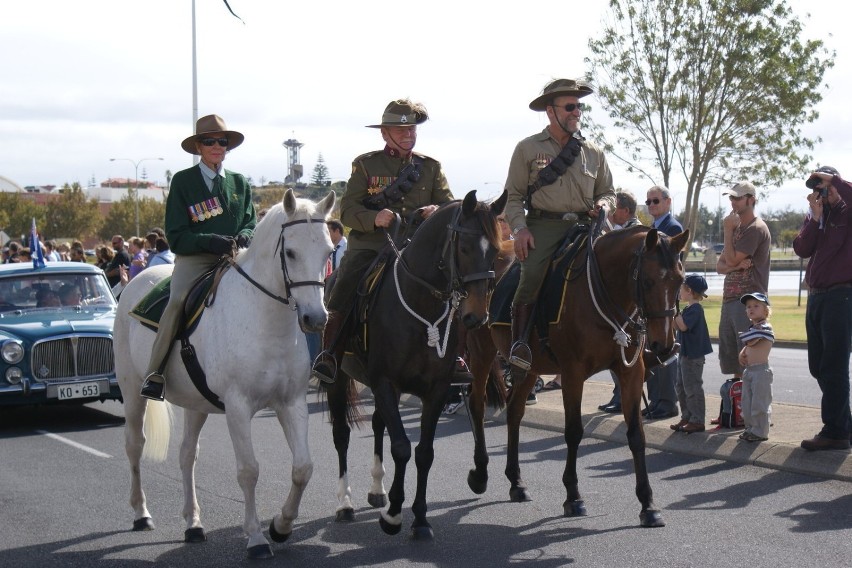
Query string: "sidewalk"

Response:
xmin=478 ymin=379 xmax=852 ymax=483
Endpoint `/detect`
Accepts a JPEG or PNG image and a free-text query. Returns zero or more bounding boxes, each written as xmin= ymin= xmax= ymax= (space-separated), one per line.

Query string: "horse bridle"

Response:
xmin=229 ymin=217 xmax=328 ymax=309
xmin=390 ymin=203 xmax=497 ymax=358
xmin=586 ymin=217 xmax=679 ymax=366
xmin=394 ymin=205 xmax=496 ymax=305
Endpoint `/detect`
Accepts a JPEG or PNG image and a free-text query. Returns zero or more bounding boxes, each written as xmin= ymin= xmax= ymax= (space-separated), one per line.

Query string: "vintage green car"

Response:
xmin=0 ymin=261 xmax=122 ymax=406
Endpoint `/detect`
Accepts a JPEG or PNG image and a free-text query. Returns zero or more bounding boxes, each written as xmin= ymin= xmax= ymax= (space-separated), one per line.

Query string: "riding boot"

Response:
xmin=508 ymin=302 xmax=535 ymax=386
xmin=311 ymin=310 xmax=346 ymax=385
xmin=140 ymin=373 xmax=166 ymax=401
xmin=452 ymin=325 xmax=473 ymax=384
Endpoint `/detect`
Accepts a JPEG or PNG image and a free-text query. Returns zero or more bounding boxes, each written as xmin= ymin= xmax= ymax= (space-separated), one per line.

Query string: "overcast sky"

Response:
xmin=1 ymin=0 xmax=848 ymax=215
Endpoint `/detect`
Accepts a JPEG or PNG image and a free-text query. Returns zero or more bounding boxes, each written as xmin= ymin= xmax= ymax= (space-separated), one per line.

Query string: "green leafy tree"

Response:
xmin=99 ymin=193 xmax=166 ymax=240
xmin=311 ymin=153 xmax=330 ymax=186
xmin=586 ymin=0 xmax=834 ymax=238
xmin=0 ymin=193 xmax=43 ymax=241
xmin=44 ymin=183 xmax=102 ymax=241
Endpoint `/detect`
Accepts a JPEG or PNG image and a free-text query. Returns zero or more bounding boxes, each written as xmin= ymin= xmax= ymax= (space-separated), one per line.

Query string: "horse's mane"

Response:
xmin=596 ymin=224 xmax=678 ymax=269
xmin=431 ymin=199 xmax=500 ymax=250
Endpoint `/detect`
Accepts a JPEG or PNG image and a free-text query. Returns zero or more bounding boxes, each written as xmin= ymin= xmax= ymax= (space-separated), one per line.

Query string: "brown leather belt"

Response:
xmin=809 ymin=283 xmax=852 ymax=295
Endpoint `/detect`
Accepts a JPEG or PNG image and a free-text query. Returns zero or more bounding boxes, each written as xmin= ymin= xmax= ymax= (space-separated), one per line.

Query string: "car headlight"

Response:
xmin=1 ymin=340 xmax=25 ymax=364
xmin=5 ymin=367 xmax=23 ymax=384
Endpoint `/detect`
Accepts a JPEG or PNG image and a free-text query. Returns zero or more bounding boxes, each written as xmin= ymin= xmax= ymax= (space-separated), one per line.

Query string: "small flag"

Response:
xmin=30 ymin=218 xmax=46 ymax=269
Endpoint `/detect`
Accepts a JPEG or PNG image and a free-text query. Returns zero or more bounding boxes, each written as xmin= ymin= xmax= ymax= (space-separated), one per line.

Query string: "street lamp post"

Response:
xmin=110 ymin=157 xmax=164 ymax=236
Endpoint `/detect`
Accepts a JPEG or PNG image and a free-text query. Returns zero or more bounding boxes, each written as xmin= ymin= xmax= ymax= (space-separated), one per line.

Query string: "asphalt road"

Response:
xmin=1 ymin=386 xmax=849 ymax=568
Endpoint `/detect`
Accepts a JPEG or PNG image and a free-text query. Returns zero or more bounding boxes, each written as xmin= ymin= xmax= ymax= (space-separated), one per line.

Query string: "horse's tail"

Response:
xmin=485 ymin=363 xmax=509 ymax=410
xmin=344 ymin=376 xmax=363 ymax=427
xmin=142 ymin=400 xmax=173 ymax=462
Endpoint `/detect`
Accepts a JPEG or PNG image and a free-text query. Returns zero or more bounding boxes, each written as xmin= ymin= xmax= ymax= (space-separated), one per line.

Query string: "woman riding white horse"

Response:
xmin=114 ymin=189 xmax=335 ymax=559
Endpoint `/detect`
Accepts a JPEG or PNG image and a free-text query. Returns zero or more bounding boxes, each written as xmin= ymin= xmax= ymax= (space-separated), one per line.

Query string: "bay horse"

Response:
xmin=113 ymin=189 xmax=335 ymax=559
xmin=466 ymin=223 xmax=689 ymax=527
xmin=326 ymin=189 xmax=507 ymax=541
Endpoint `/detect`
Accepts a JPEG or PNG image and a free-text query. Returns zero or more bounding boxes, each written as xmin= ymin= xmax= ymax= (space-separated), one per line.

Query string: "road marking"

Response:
xmin=36 ymin=430 xmax=112 ymax=458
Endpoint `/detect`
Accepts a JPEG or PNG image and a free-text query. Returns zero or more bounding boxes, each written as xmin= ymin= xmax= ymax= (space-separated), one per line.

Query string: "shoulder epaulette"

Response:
xmin=353 ymin=150 xmax=383 ymax=163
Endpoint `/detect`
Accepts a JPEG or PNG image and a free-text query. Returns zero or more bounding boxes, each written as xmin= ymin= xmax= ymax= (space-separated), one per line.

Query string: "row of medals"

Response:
xmin=189 ymin=197 xmax=225 ymax=222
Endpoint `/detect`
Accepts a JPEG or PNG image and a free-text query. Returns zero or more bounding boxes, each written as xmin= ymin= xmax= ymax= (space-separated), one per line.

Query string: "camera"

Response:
xmin=805 ymin=174 xmax=822 ymax=190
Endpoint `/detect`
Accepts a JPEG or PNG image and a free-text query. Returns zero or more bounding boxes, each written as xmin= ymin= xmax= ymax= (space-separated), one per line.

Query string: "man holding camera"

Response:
xmin=794 ymin=166 xmax=852 ymax=451
xmin=311 ymin=99 xmax=454 ymax=385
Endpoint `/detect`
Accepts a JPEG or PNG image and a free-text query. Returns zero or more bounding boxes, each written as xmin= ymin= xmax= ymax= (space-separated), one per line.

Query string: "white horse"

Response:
xmin=114 ymin=189 xmax=335 ymax=559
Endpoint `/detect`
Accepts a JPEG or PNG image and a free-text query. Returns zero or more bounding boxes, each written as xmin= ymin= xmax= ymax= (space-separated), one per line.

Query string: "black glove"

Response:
xmin=207 ymin=235 xmax=236 ymax=256
xmin=236 ymin=234 xmax=252 ymax=248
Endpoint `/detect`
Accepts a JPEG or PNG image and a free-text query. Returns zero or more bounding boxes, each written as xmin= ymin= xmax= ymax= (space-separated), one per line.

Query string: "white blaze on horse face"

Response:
xmin=479 ymin=235 xmax=489 ymax=258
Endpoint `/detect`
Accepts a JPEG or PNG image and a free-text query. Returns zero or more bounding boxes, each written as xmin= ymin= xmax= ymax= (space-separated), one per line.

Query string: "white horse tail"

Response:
xmin=142 ymin=400 xmax=173 ymax=462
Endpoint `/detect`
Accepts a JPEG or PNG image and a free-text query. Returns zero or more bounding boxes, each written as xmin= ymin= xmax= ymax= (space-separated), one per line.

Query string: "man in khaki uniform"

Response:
xmin=311 ymin=99 xmax=455 ymax=384
xmin=504 ymin=78 xmax=616 ymax=379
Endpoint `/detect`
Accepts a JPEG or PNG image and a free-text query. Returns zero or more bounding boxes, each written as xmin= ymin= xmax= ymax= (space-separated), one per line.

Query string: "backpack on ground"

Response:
xmin=718 ymin=379 xmax=744 ymax=428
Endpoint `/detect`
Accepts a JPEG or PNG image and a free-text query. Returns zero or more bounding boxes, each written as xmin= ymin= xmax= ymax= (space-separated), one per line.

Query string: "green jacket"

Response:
xmin=165 ymin=165 xmax=256 ymax=256
xmin=340 ymin=149 xmax=453 ymax=252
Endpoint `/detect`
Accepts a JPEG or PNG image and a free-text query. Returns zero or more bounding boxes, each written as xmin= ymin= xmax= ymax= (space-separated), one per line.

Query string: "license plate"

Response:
xmin=57 ymin=382 xmax=101 ymax=400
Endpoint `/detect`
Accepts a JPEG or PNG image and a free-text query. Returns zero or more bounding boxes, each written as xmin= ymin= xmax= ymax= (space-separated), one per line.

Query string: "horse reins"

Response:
xmin=229 ymin=217 xmax=328 ymax=309
xmin=586 ymin=219 xmax=678 ymax=367
xmin=390 ymin=204 xmax=496 ymax=358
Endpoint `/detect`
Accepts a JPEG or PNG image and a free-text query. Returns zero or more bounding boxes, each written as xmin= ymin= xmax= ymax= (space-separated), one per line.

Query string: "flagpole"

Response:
xmin=192 ymin=0 xmax=199 ymax=166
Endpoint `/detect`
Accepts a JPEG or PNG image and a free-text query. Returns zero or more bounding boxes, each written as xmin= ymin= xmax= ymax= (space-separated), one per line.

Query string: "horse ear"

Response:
xmin=669 ymin=229 xmax=690 ymax=256
xmin=645 ymin=228 xmax=660 ymax=250
xmin=491 ymin=190 xmax=508 ymax=216
xmin=462 ymin=190 xmax=478 ymax=216
xmin=318 ymin=190 xmax=336 ymax=218
xmin=283 ymin=188 xmax=297 ymax=216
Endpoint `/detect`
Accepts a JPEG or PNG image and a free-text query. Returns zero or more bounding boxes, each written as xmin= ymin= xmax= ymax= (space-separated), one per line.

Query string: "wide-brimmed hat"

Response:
xmin=529 ymin=78 xmax=594 ymax=111
xmin=740 ymin=292 xmax=770 ymax=306
xmin=365 ymin=99 xmax=428 ymax=128
xmin=723 ymin=181 xmax=756 ymax=198
xmin=181 ymin=114 xmax=244 ymax=155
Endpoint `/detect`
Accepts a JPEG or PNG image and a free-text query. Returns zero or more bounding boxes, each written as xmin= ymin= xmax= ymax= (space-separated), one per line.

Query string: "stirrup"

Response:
xmin=508 ymin=341 xmax=532 ymax=371
xmin=311 ymin=352 xmax=338 ymax=385
xmin=451 ymin=357 xmax=474 ymax=385
xmin=140 ymin=373 xmax=165 ymax=401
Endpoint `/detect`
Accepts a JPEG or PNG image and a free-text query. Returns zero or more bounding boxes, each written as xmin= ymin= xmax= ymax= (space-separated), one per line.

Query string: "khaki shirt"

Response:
xmin=504 ymin=128 xmax=615 ymax=232
xmin=340 ymin=149 xmax=454 ymax=252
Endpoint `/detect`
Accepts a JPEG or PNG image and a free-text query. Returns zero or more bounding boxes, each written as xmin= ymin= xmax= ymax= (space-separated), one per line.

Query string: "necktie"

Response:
xmin=331 ymin=245 xmax=339 ymax=270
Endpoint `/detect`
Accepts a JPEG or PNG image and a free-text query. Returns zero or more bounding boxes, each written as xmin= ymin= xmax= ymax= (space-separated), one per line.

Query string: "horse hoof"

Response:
xmin=367 ymin=492 xmax=387 ymax=508
xmin=268 ymin=521 xmax=291 ymax=543
xmin=379 ymin=516 xmax=402 ymax=536
xmin=132 ymin=517 xmax=155 ymax=531
xmin=247 ymin=543 xmax=274 ymax=559
xmin=410 ymin=524 xmax=434 ymax=541
xmin=640 ymin=509 xmax=666 ymax=528
xmin=509 ymin=486 xmax=532 ymax=503
xmin=467 ymin=470 xmax=488 ymax=495
xmin=562 ymin=499 xmax=587 ymax=517
xmin=184 ymin=527 xmax=207 ymax=543
xmin=335 ymin=508 xmax=356 ymax=523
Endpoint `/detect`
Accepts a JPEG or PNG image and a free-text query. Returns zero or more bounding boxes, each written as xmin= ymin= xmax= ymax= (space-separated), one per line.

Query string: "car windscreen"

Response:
xmin=0 ymin=272 xmax=117 ymax=311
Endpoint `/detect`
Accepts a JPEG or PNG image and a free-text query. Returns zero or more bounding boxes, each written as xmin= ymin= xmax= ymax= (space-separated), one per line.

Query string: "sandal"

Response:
xmin=542 ymin=379 xmax=562 ymax=391
xmin=738 ymin=432 xmax=768 ymax=442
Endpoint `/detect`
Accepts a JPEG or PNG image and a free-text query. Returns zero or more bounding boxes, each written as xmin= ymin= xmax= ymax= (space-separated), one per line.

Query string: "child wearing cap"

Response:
xmin=671 ymin=274 xmax=713 ymax=433
xmin=737 ymin=292 xmax=775 ymax=442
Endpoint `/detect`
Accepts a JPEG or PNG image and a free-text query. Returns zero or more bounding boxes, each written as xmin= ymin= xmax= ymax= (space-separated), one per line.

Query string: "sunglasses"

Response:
xmin=551 ymin=103 xmax=587 ymax=113
xmin=200 ymin=137 xmax=229 ymax=147
xmin=729 ymin=194 xmax=749 ymax=201
xmin=645 ymin=198 xmax=662 ymax=205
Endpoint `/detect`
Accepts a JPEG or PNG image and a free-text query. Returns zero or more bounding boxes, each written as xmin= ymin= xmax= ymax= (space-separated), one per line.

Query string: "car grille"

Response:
xmin=31 ymin=336 xmax=115 ymax=383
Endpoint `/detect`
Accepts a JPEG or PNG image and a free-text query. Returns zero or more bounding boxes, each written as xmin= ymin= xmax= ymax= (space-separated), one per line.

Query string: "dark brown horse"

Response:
xmin=326 ymin=190 xmax=507 ymax=541
xmin=466 ymin=224 xmax=689 ymax=527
